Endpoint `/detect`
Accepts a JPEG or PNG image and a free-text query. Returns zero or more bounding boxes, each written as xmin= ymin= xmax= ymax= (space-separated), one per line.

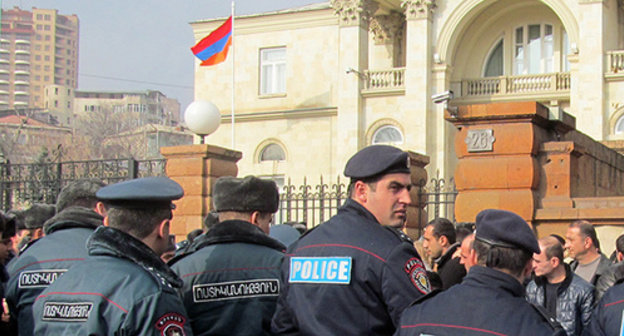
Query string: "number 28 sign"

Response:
xmin=465 ymin=129 xmax=495 ymax=152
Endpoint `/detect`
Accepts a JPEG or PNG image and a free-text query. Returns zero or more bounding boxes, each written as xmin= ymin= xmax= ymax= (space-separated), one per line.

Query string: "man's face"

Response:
xmin=0 ymin=237 xmax=11 ymax=262
xmin=533 ymin=244 xmax=556 ymax=277
xmin=423 ymin=225 xmax=443 ymax=259
xmin=565 ymin=227 xmax=588 ymax=260
xmin=364 ymin=173 xmax=412 ymax=228
xmin=459 ymin=235 xmax=475 ymax=271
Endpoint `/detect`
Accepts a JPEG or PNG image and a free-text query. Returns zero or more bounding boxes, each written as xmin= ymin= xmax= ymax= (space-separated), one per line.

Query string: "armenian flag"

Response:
xmin=191 ymin=16 xmax=232 ymax=66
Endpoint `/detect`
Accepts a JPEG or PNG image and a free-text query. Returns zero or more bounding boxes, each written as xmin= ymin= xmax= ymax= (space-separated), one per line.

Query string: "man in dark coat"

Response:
xmin=31 ymin=177 xmax=192 ymax=335
xmin=423 ymin=218 xmax=466 ymax=289
xmin=595 ymin=233 xmax=624 ymax=300
xmin=171 ymin=176 xmax=284 ymax=336
xmin=587 ymin=277 xmax=624 ymax=335
xmin=526 ymin=236 xmax=594 ymax=336
xmin=397 ymin=209 xmax=565 ymax=336
xmin=271 ymin=145 xmax=430 ymax=335
xmin=5 ymin=179 xmax=106 ymax=336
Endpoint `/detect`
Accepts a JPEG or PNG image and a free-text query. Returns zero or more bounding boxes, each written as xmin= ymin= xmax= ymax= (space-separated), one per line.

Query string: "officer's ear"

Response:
xmin=354 ymin=181 xmax=368 ymax=203
xmin=157 ymin=219 xmax=170 ymax=239
xmin=94 ymin=202 xmax=107 ymax=217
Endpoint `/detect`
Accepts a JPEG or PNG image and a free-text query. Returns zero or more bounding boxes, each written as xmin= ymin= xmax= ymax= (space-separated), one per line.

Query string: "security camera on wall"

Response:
xmin=431 ymin=91 xmax=454 ymax=104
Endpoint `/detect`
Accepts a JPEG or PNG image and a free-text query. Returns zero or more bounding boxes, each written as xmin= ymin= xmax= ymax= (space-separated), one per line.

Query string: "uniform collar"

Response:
xmin=340 ymin=198 xmax=379 ymax=224
xmin=87 ymin=226 xmax=182 ymax=288
xmin=192 ymin=220 xmax=285 ymax=252
xmin=43 ymin=206 xmax=104 ymax=235
xmin=464 ymin=266 xmax=525 ymax=297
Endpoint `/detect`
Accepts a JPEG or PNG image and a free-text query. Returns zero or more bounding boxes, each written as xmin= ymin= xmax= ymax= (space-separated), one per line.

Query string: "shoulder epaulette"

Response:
xmin=384 ymin=226 xmax=414 ymax=244
xmin=409 ymin=288 xmax=442 ymax=307
xmin=19 ymin=237 xmax=41 ymax=254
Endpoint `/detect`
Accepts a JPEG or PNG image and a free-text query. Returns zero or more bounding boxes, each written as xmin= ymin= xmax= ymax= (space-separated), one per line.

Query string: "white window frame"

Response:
xmin=372 ymin=125 xmax=404 ymax=146
xmin=513 ymin=23 xmax=554 ymax=75
xmin=260 ymin=47 xmax=286 ymax=96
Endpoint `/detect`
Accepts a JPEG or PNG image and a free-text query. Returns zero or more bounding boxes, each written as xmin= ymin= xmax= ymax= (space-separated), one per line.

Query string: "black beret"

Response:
xmin=344 ymin=145 xmax=410 ymax=180
xmin=213 ymin=176 xmax=279 ymax=213
xmin=475 ymin=209 xmax=540 ymax=254
xmin=96 ymin=177 xmax=184 ymax=209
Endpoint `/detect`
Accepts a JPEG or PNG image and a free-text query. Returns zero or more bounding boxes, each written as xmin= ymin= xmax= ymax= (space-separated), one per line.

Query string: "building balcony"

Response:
xmin=606 ymin=50 xmax=624 ymax=81
xmin=14 ymin=60 xmax=30 ymax=66
xmin=362 ymin=68 xmax=405 ymax=96
xmin=15 ymin=39 xmax=30 ymax=45
xmin=14 ymin=101 xmax=29 ymax=107
xmin=15 ymin=49 xmax=30 ymax=55
xmin=0 ymin=39 xmax=8 ymax=44
xmin=451 ymin=72 xmax=570 ymax=103
xmin=14 ymin=70 xmax=30 ymax=76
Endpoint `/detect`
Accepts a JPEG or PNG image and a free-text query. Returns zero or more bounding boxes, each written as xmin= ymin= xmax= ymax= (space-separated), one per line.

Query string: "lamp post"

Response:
xmin=184 ymin=101 xmax=221 ymax=144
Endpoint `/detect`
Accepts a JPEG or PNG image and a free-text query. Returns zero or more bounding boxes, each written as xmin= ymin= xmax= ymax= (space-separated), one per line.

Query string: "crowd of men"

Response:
xmin=0 ymin=144 xmax=624 ymax=335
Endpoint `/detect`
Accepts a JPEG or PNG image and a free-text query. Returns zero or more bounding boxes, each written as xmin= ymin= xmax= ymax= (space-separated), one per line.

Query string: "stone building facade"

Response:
xmin=191 ymin=0 xmax=624 ymax=185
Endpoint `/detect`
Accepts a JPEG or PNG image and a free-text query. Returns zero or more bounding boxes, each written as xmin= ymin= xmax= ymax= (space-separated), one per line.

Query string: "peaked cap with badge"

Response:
xmin=213 ymin=175 xmax=279 ymax=213
xmin=475 ymin=209 xmax=540 ymax=254
xmin=96 ymin=176 xmax=184 ymax=210
xmin=344 ymin=145 xmax=411 ymax=181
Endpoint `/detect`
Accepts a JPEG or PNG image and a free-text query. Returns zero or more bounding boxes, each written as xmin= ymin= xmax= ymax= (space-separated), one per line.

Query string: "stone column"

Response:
xmin=574 ymin=0 xmax=607 ymax=139
xmin=401 ymin=0 xmax=435 ymax=158
xmin=161 ymin=144 xmax=242 ymax=241
xmin=406 ymin=151 xmax=429 ymax=239
xmin=448 ymin=102 xmax=552 ymax=224
xmin=331 ymin=0 xmax=376 ymax=168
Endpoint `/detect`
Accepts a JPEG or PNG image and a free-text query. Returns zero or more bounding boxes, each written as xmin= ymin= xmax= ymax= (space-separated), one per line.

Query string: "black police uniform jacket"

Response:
xmin=170 ymin=220 xmax=285 ymax=336
xmin=271 ymin=198 xmax=430 ymax=336
xmin=5 ymin=206 xmax=103 ymax=336
xmin=31 ymin=226 xmax=193 ymax=336
xmin=585 ymin=278 xmax=624 ymax=336
xmin=397 ymin=266 xmax=565 ymax=336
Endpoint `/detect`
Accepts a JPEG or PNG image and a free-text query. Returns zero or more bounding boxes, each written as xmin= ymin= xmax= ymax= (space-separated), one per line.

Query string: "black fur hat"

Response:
xmin=213 ymin=176 xmax=279 ymax=213
xmin=12 ymin=203 xmax=56 ymax=230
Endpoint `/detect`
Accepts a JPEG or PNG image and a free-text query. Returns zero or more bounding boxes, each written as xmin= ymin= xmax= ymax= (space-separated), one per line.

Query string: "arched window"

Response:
xmin=615 ymin=115 xmax=624 ymax=134
xmin=259 ymin=143 xmax=285 ymax=161
xmin=484 ymin=39 xmax=504 ymax=77
xmin=372 ymin=125 xmax=403 ymax=145
xmin=514 ymin=24 xmax=553 ymax=75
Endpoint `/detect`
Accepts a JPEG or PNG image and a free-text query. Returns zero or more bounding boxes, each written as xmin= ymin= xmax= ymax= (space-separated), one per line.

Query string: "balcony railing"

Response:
xmin=363 ymin=68 xmax=405 ymax=93
xmin=454 ymin=72 xmax=570 ymax=98
xmin=607 ymin=50 xmax=624 ymax=75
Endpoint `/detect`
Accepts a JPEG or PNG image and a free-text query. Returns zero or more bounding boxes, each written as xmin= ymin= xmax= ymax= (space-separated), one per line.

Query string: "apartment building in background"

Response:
xmin=0 ymin=7 xmax=79 ymax=110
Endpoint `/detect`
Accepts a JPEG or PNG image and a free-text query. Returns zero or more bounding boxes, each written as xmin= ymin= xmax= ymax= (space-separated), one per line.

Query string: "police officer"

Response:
xmin=31 ymin=177 xmax=193 ymax=335
xmin=271 ymin=145 xmax=430 ymax=335
xmin=171 ymin=176 xmax=285 ymax=335
xmin=6 ymin=179 xmax=106 ymax=336
xmin=586 ymin=277 xmax=624 ymax=335
xmin=396 ymin=209 xmax=565 ymax=336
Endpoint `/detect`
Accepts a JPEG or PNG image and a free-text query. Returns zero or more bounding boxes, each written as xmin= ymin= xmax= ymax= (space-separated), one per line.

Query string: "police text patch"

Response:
xmin=42 ymin=302 xmax=93 ymax=322
xmin=19 ymin=269 xmax=66 ymax=288
xmin=193 ymin=279 xmax=280 ymax=302
xmin=289 ymin=257 xmax=352 ymax=284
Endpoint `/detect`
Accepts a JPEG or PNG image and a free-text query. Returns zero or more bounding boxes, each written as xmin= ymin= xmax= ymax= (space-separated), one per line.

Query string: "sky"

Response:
xmin=1 ymin=0 xmax=324 ymax=112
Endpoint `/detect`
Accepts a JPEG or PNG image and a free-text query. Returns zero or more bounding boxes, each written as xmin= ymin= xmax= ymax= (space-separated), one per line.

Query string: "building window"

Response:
xmin=514 ymin=24 xmax=553 ymax=75
xmin=484 ymin=39 xmax=504 ymax=77
xmin=615 ymin=115 xmax=624 ymax=134
xmin=372 ymin=125 xmax=404 ymax=145
xmin=259 ymin=143 xmax=286 ymax=161
xmin=260 ymin=47 xmax=286 ymax=95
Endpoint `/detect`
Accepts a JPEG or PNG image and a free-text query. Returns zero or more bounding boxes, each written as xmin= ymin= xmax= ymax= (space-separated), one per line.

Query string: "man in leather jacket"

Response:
xmin=526 ymin=236 xmax=594 ymax=335
xmin=5 ymin=179 xmax=106 ymax=336
xmin=31 ymin=177 xmax=192 ymax=335
xmin=595 ymin=234 xmax=624 ymax=300
xmin=171 ymin=176 xmax=284 ymax=336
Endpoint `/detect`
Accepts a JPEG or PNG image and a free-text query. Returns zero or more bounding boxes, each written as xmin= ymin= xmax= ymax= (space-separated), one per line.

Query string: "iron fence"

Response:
xmin=0 ymin=158 xmax=166 ymax=210
xmin=277 ymin=176 xmax=457 ymax=234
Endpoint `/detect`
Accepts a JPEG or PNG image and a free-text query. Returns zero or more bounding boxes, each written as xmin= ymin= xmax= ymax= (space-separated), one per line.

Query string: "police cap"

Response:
xmin=213 ymin=176 xmax=279 ymax=213
xmin=474 ymin=209 xmax=540 ymax=254
xmin=344 ymin=145 xmax=410 ymax=181
xmin=96 ymin=176 xmax=184 ymax=210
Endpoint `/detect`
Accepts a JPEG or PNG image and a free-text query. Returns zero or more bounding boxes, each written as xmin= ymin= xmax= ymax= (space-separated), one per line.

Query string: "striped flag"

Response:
xmin=191 ymin=16 xmax=232 ymax=66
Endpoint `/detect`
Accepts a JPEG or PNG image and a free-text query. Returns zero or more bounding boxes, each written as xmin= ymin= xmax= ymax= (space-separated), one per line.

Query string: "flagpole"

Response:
xmin=230 ymin=1 xmax=235 ymax=149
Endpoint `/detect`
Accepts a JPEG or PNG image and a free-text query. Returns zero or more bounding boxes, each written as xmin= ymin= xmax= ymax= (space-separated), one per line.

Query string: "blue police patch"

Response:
xmin=289 ymin=257 xmax=352 ymax=284
xmin=620 ymin=310 xmax=624 ymax=336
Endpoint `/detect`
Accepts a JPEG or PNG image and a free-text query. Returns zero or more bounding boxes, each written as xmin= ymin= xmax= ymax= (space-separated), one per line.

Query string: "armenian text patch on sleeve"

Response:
xmin=19 ymin=269 xmax=66 ymax=288
xmin=193 ymin=279 xmax=280 ymax=302
xmin=156 ymin=312 xmax=186 ymax=336
xmin=289 ymin=257 xmax=352 ymax=284
xmin=404 ymin=257 xmax=430 ymax=294
xmin=42 ymin=301 xmax=93 ymax=322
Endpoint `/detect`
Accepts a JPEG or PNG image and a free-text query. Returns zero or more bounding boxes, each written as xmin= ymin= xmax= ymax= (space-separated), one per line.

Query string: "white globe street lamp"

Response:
xmin=184 ymin=101 xmax=221 ymax=144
